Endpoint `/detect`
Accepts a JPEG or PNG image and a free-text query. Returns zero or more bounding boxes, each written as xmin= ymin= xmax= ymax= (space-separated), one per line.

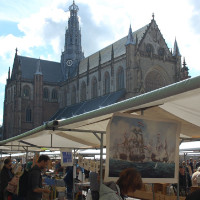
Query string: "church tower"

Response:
xmin=61 ymin=0 xmax=84 ymax=80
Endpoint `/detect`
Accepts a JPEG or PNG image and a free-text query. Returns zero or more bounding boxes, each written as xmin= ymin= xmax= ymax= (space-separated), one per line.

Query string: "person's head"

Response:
xmin=27 ymin=161 xmax=33 ymax=171
xmin=4 ymin=158 xmax=12 ymax=169
xmin=37 ymin=155 xmax=50 ymax=169
xmin=116 ymin=168 xmax=143 ymax=196
xmin=179 ymin=165 xmax=185 ymax=175
xmin=182 ymin=161 xmax=186 ymax=166
xmin=190 ymin=158 xmax=193 ymax=162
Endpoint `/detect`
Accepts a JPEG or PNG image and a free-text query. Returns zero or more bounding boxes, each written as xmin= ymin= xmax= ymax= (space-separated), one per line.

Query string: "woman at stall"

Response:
xmin=0 ymin=158 xmax=14 ymax=200
xmin=99 ymin=168 xmax=143 ymax=200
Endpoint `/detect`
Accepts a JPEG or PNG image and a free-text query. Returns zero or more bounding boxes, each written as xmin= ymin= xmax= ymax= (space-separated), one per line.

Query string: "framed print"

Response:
xmin=105 ymin=113 xmax=180 ymax=183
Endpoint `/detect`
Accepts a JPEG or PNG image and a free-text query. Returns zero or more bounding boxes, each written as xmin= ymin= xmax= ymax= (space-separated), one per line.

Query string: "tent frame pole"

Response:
xmin=72 ymin=148 xmax=78 ymax=200
xmin=93 ymin=132 xmax=104 ymax=185
xmin=100 ymin=133 xmax=104 ymax=185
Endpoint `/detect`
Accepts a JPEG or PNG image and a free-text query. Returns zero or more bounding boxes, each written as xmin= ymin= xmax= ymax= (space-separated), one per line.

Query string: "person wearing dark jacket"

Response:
xmin=63 ymin=166 xmax=81 ymax=200
xmin=186 ymin=189 xmax=200 ymax=200
xmin=0 ymin=158 xmax=14 ymax=200
xmin=27 ymin=155 xmax=51 ymax=200
xmin=179 ymin=165 xmax=192 ymax=196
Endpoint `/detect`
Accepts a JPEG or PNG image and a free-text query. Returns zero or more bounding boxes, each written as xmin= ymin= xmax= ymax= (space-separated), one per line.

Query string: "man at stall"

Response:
xmin=64 ymin=166 xmax=81 ymax=200
xmin=27 ymin=155 xmax=51 ymax=200
xmin=179 ymin=165 xmax=192 ymax=196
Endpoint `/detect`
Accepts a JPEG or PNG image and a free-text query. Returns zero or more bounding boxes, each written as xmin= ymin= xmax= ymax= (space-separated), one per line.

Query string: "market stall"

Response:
xmin=1 ymin=75 xmax=200 ymax=199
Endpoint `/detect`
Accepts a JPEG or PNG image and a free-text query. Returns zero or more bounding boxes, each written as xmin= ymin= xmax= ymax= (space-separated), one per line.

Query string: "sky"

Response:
xmin=0 ymin=0 xmax=200 ymax=126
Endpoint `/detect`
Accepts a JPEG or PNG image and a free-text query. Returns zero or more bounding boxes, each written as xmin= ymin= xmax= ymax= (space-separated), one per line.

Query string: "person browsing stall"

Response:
xmin=99 ymin=168 xmax=143 ymax=200
xmin=27 ymin=155 xmax=51 ymax=200
xmin=0 ymin=158 xmax=14 ymax=200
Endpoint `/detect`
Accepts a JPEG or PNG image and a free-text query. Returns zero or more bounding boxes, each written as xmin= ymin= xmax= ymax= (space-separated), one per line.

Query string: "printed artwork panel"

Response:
xmin=105 ymin=113 xmax=180 ymax=183
xmin=60 ymin=148 xmax=73 ymax=166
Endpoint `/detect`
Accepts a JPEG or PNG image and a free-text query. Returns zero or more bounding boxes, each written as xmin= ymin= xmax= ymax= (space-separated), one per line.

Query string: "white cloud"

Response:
xmin=0 ymin=0 xmax=200 ymax=126
xmin=0 ymin=72 xmax=7 ymax=85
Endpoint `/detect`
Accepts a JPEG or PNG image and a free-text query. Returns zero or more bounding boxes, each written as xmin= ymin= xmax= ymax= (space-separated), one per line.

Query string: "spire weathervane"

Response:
xmin=152 ymin=13 xmax=155 ymax=20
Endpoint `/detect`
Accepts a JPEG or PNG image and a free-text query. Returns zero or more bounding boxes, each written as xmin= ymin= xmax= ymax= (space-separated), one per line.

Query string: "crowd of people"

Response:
xmin=177 ymin=158 xmax=200 ymax=199
xmin=3 ymin=155 xmax=200 ymax=200
xmin=0 ymin=155 xmax=143 ymax=200
xmin=0 ymin=155 xmax=51 ymax=200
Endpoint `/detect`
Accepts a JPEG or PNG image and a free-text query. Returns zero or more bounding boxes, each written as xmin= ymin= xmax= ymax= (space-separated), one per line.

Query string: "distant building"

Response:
xmin=2 ymin=1 xmax=190 ymax=140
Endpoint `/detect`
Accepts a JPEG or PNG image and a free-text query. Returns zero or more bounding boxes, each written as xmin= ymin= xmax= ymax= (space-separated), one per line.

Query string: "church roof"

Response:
xmin=79 ymin=24 xmax=148 ymax=74
xmin=18 ymin=56 xmax=63 ymax=83
xmin=49 ymin=89 xmax=126 ymax=121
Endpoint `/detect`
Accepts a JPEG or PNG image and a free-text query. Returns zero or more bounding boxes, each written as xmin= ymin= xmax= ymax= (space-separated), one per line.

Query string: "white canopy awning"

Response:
xmin=1 ymin=75 xmax=200 ymax=151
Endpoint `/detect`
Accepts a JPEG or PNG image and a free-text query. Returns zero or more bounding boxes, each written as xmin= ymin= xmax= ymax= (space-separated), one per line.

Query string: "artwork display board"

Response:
xmin=60 ymin=148 xmax=73 ymax=166
xmin=78 ymin=155 xmax=84 ymax=168
xmin=105 ymin=113 xmax=180 ymax=183
xmin=77 ymin=155 xmax=100 ymax=172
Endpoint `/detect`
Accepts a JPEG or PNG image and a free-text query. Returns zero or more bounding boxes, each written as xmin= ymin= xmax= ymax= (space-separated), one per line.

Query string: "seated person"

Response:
xmin=99 ymin=168 xmax=142 ymax=200
xmin=186 ymin=189 xmax=200 ymax=200
xmin=191 ymin=167 xmax=200 ymax=186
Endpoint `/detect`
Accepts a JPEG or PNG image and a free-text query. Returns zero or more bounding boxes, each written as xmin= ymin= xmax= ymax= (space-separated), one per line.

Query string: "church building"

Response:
xmin=2 ymin=1 xmax=190 ymax=139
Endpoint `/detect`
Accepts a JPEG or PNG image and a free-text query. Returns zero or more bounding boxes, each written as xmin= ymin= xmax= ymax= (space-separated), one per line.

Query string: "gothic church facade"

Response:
xmin=3 ymin=1 xmax=189 ymax=139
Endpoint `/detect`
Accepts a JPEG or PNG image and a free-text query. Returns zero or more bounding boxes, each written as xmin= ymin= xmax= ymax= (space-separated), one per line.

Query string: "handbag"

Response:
xmin=6 ymin=175 xmax=20 ymax=195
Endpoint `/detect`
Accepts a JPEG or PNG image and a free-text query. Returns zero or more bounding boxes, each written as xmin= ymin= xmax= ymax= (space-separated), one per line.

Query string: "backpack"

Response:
xmin=18 ymin=169 xmax=29 ymax=197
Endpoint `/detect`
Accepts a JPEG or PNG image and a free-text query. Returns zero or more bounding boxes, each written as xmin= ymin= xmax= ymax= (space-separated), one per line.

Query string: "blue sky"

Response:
xmin=0 ymin=0 xmax=200 ymax=125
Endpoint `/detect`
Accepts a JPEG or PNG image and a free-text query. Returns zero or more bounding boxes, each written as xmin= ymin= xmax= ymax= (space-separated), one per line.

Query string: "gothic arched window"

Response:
xmin=23 ymin=85 xmax=30 ymax=98
xmin=158 ymin=48 xmax=165 ymax=56
xmin=145 ymin=70 xmax=166 ymax=92
xmin=91 ymin=77 xmax=97 ymax=99
xmin=80 ymin=81 xmax=86 ymax=102
xmin=104 ymin=72 xmax=110 ymax=95
xmin=146 ymin=43 xmax=154 ymax=55
xmin=43 ymin=88 xmax=49 ymax=99
xmin=116 ymin=67 xmax=124 ymax=90
xmin=71 ymin=85 xmax=76 ymax=104
xmin=52 ymin=89 xmax=58 ymax=100
xmin=26 ymin=107 xmax=32 ymax=122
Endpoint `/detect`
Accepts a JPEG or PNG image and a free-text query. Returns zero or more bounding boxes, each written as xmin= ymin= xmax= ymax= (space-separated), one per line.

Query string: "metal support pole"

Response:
xmin=0 ymin=150 xmax=2 ymax=166
xmin=152 ymin=184 xmax=155 ymax=200
xmin=73 ymin=148 xmax=76 ymax=200
xmin=177 ymin=174 xmax=180 ymax=200
xmin=100 ymin=133 xmax=104 ymax=185
xmin=25 ymin=147 xmax=28 ymax=169
xmin=51 ymin=134 xmax=53 ymax=148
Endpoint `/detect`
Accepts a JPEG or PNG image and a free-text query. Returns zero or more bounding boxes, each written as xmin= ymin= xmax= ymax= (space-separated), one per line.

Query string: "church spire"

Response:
xmin=15 ymin=48 xmax=18 ymax=55
xmin=126 ymin=25 xmax=135 ymax=45
xmin=172 ymin=38 xmax=181 ymax=57
xmin=8 ymin=67 xmax=10 ymax=79
xmin=61 ymin=0 xmax=84 ymax=80
xmin=35 ymin=58 xmax=42 ymax=75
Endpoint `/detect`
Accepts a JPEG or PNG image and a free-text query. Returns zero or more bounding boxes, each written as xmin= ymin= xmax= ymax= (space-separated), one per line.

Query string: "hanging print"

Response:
xmin=105 ymin=113 xmax=180 ymax=183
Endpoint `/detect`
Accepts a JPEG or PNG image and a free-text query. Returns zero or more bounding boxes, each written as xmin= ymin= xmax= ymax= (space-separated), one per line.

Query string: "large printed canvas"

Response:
xmin=105 ymin=113 xmax=180 ymax=183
